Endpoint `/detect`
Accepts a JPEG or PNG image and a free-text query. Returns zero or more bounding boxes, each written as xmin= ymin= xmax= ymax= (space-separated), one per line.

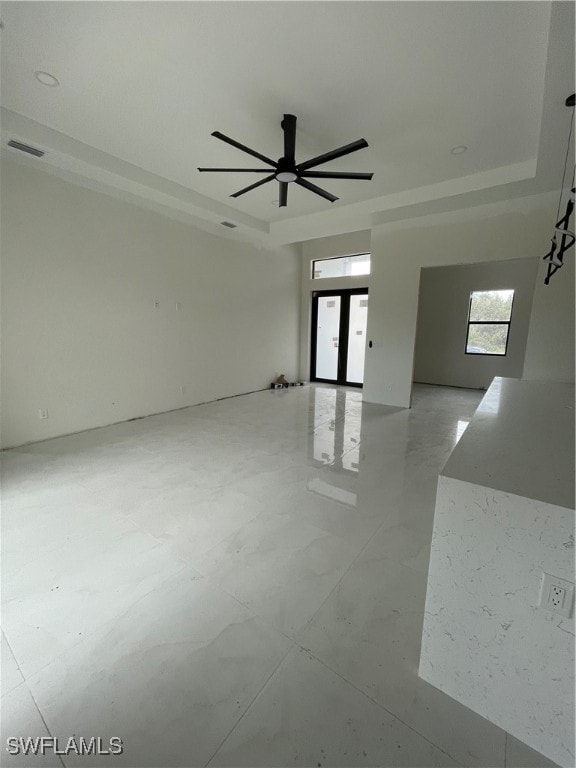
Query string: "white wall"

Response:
xmin=523 ymin=239 xmax=575 ymax=383
xmin=363 ymin=192 xmax=560 ymax=407
xmin=299 ymin=230 xmax=371 ymax=379
xmin=413 ymin=259 xmax=539 ymax=390
xmin=1 ymin=160 xmax=300 ymax=448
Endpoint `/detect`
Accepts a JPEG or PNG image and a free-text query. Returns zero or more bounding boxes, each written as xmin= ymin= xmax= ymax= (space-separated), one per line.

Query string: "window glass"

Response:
xmin=466 ymin=290 xmax=514 ymax=356
xmin=469 ymin=290 xmax=513 ymax=322
xmin=312 ymin=253 xmax=370 ymax=279
xmin=466 ymin=324 xmax=509 ymax=355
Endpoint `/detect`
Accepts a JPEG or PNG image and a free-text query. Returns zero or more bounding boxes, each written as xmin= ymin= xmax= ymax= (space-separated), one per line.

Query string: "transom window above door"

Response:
xmin=312 ymin=253 xmax=370 ymax=279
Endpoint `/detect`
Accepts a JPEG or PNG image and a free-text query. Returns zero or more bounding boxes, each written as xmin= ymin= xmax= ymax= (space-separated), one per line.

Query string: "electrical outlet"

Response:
xmin=540 ymin=573 xmax=575 ymax=618
xmin=550 ymin=584 xmax=567 ymax=611
xmin=38 ymin=409 xmax=49 ymax=420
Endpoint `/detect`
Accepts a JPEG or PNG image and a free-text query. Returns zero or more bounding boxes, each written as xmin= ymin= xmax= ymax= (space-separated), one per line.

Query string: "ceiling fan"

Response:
xmin=198 ymin=114 xmax=374 ymax=207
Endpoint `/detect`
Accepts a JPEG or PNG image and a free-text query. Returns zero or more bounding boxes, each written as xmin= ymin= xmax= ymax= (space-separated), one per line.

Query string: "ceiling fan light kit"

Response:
xmin=198 ymin=114 xmax=374 ymax=207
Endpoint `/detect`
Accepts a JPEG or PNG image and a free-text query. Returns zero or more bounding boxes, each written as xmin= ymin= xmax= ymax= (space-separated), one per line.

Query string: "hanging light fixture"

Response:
xmin=542 ymin=94 xmax=575 ymax=285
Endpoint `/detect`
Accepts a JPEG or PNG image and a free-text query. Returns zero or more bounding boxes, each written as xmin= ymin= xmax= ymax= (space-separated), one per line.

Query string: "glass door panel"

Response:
xmin=315 ymin=295 xmax=341 ymax=380
xmin=346 ymin=294 xmax=368 ymax=384
xmin=311 ymin=289 xmax=368 ymax=386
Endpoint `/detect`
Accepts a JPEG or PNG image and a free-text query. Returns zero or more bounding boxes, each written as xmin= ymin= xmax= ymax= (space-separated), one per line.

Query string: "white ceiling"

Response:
xmin=0 ymin=1 xmax=573 ymax=245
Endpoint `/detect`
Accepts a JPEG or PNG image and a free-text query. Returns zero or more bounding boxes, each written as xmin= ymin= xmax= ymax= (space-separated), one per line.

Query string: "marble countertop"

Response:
xmin=442 ymin=377 xmax=575 ymax=510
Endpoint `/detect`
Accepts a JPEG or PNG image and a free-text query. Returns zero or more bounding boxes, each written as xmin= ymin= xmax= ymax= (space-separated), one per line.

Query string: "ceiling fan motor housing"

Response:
xmin=276 ymin=157 xmax=298 ymax=181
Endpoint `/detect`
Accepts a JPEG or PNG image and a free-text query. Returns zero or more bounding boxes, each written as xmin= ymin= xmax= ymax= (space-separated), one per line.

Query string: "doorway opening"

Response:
xmin=310 ymin=288 xmax=369 ymax=387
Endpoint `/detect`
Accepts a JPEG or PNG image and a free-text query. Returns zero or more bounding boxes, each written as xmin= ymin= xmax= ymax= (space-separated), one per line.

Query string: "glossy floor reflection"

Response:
xmin=1 ymin=384 xmax=558 ymax=767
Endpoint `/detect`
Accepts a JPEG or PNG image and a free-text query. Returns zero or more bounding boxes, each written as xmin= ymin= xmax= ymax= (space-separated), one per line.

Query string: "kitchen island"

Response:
xmin=419 ymin=377 xmax=575 ymax=767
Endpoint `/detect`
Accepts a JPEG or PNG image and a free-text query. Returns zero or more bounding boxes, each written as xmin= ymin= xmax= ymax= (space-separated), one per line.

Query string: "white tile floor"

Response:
xmin=1 ymin=384 xmax=558 ymax=768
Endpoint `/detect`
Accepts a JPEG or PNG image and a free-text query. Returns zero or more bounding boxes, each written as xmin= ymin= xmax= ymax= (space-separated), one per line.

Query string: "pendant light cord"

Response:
xmin=556 ymin=109 xmax=574 ymax=222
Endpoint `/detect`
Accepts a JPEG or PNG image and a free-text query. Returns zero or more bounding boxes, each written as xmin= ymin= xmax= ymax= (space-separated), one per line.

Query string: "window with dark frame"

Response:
xmin=312 ymin=253 xmax=370 ymax=279
xmin=465 ymin=290 xmax=514 ymax=356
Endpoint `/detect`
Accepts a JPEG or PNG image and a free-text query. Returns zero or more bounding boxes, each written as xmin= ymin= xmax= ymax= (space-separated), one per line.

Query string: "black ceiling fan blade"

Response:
xmin=282 ymin=114 xmax=297 ymax=163
xmin=230 ymin=174 xmax=276 ymax=198
xmin=301 ymin=171 xmax=374 ymax=180
xmin=211 ymin=131 xmax=277 ymax=167
xmin=295 ymin=177 xmax=338 ymax=203
xmin=198 ymin=168 xmax=277 ymax=173
xmin=297 ymin=139 xmax=369 ymax=172
xmin=279 ymin=182 xmax=288 ymax=207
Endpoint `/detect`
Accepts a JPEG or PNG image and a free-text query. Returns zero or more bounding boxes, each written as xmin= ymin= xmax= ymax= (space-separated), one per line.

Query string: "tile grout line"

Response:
xmin=5 ymin=560 xmax=192 ymax=686
xmin=123 ymin=493 xmax=272 ymax=578
xmin=15 ymin=566 xmax=283 ymax=768
xmin=22 ymin=679 xmax=66 ymax=768
xmin=185 ymin=563 xmax=296 ymax=644
xmin=297 ymin=644 xmax=465 ymax=768
xmin=12 ymin=559 xmax=206 ymax=768
xmin=2 ymin=630 xmax=24 ymax=680
xmin=188 ymin=509 xmax=381 ymax=651
xmin=292 ymin=511 xmax=396 ymax=644
xmin=201 ymin=641 xmax=297 ymax=768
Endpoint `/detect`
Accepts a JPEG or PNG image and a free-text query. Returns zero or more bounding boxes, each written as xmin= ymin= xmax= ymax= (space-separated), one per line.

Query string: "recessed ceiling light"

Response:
xmin=451 ymin=145 xmax=468 ymax=155
xmin=34 ymin=71 xmax=60 ymax=87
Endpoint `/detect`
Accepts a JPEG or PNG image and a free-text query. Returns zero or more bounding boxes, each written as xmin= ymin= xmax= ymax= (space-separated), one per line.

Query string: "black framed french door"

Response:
xmin=310 ymin=288 xmax=369 ymax=387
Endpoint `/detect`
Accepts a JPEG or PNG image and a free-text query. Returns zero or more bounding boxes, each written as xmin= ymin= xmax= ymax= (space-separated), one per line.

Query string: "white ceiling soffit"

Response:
xmin=0 ymin=1 xmax=573 ymax=247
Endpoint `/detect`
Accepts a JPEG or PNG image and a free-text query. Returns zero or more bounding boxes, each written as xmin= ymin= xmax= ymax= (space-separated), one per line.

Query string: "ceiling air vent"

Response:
xmin=220 ymin=221 xmax=237 ymax=229
xmin=7 ymin=139 xmax=45 ymax=158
